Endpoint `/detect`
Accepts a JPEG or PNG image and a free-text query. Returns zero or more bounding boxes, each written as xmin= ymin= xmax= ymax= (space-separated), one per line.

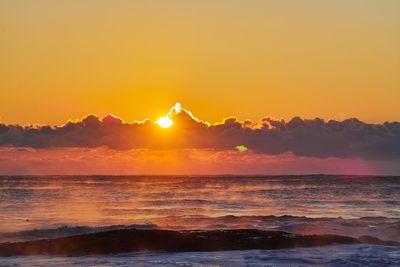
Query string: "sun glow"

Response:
xmin=156 ymin=116 xmax=173 ymax=128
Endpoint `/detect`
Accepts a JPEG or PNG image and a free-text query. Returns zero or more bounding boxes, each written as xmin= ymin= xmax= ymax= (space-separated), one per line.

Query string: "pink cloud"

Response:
xmin=1 ymin=147 xmax=399 ymax=175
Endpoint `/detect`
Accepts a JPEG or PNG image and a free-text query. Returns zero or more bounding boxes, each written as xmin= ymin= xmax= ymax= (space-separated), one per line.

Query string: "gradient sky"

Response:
xmin=1 ymin=1 xmax=400 ymax=175
xmin=1 ymin=0 xmax=400 ymax=125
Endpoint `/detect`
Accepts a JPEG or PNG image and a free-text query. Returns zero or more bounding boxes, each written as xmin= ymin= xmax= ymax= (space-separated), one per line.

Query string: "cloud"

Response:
xmin=0 ymin=108 xmax=399 ymax=160
xmin=2 ymin=147 xmax=400 ymax=175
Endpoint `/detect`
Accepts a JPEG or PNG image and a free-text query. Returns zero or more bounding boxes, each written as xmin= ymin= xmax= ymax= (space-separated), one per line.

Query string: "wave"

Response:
xmin=1 ymin=215 xmax=399 ymax=244
xmin=0 ymin=223 xmax=158 ymax=243
xmin=0 ymin=228 xmax=398 ymax=256
xmin=145 ymin=215 xmax=400 ymax=242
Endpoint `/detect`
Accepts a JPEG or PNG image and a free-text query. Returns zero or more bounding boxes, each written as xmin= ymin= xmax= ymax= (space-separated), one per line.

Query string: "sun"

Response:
xmin=156 ymin=116 xmax=173 ymax=128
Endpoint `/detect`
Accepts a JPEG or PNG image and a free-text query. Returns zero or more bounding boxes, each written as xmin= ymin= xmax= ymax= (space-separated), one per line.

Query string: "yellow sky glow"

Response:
xmin=0 ymin=1 xmax=399 ymax=125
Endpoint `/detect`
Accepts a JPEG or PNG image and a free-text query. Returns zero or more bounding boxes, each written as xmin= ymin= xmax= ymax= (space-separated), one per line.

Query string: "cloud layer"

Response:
xmin=3 ymin=147 xmax=400 ymax=175
xmin=0 ymin=108 xmax=399 ymax=160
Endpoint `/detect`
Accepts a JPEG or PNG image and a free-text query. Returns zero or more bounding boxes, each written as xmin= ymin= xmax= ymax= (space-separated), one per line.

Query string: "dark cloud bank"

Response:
xmin=0 ymin=110 xmax=399 ymax=160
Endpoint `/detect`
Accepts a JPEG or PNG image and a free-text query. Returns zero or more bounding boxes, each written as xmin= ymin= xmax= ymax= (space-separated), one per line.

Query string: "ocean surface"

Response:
xmin=0 ymin=175 xmax=399 ymax=266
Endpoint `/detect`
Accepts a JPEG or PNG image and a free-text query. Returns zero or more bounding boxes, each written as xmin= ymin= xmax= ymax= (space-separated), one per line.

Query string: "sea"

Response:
xmin=0 ymin=175 xmax=399 ymax=266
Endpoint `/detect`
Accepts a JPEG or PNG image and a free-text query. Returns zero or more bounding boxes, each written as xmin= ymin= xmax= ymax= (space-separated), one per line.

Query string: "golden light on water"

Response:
xmin=156 ymin=116 xmax=173 ymax=128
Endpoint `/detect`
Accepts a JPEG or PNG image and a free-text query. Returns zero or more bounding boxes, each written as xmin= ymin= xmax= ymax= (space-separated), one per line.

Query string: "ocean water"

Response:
xmin=1 ymin=245 xmax=400 ymax=267
xmin=0 ymin=175 xmax=399 ymax=266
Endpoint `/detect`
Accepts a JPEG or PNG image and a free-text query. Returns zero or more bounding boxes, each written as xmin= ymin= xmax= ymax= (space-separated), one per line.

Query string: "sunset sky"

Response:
xmin=1 ymin=0 xmax=400 ymax=125
xmin=0 ymin=1 xmax=399 ymax=175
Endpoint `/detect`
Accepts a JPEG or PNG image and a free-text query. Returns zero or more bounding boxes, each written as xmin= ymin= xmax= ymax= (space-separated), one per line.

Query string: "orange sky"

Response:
xmin=1 ymin=1 xmax=400 ymax=125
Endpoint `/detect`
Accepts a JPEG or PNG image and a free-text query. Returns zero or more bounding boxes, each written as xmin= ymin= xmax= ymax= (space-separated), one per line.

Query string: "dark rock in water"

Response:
xmin=0 ymin=229 xmax=397 ymax=256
